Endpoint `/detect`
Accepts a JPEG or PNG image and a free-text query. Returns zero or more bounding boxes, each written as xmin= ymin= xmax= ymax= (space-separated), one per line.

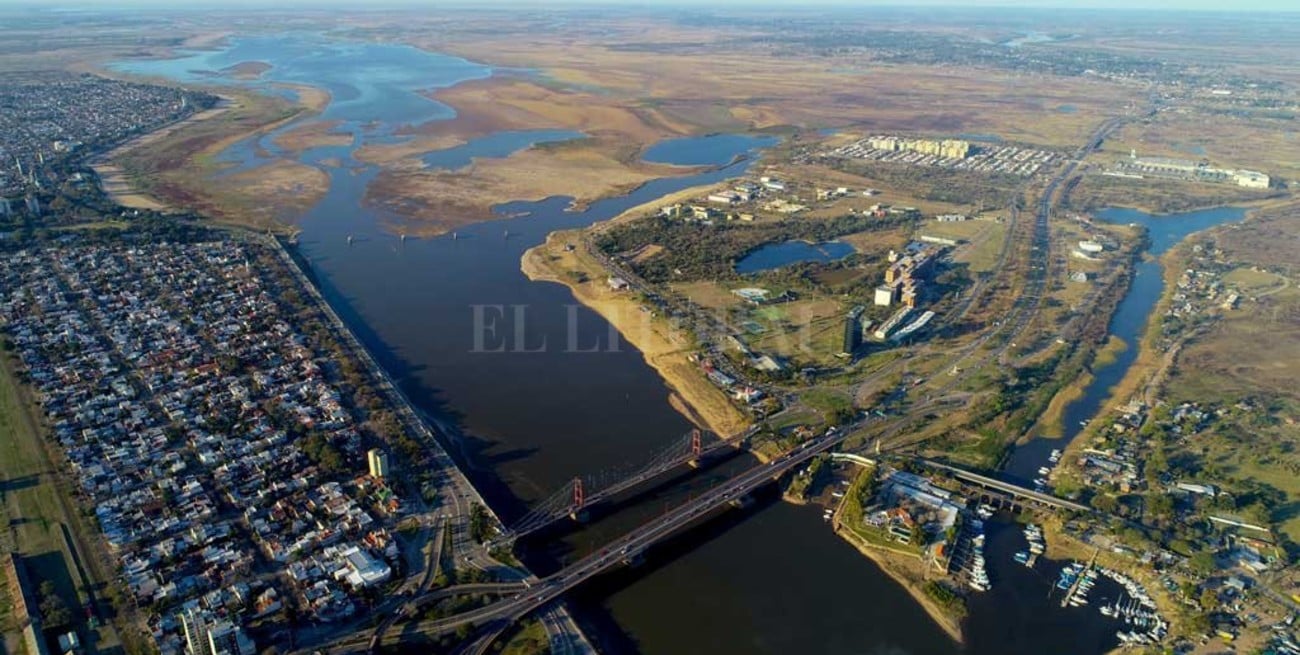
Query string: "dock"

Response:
xmin=1060 ymin=548 xmax=1100 ymax=608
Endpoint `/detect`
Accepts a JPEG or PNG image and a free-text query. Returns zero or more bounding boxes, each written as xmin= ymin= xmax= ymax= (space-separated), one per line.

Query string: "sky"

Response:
xmin=0 ymin=0 xmax=1295 ymax=11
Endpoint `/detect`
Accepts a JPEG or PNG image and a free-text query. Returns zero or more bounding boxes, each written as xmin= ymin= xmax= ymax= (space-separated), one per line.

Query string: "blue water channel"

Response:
xmin=1003 ymin=205 xmax=1248 ymax=483
xmin=421 ymin=129 xmax=585 ymax=169
xmin=642 ymin=133 xmax=779 ymax=166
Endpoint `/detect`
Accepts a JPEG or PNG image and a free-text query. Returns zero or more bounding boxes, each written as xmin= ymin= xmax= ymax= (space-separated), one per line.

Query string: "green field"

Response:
xmin=0 ymin=353 xmax=125 ymax=652
xmin=802 ymin=388 xmax=854 ymax=417
xmin=951 ymin=221 xmax=1008 ymax=274
xmin=499 ymin=618 xmax=550 ymax=655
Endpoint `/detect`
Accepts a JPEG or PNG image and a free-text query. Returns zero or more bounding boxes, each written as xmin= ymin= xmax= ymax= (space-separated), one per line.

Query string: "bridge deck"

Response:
xmin=918 ymin=460 xmax=1090 ymax=512
xmin=419 ymin=431 xmax=849 ymax=636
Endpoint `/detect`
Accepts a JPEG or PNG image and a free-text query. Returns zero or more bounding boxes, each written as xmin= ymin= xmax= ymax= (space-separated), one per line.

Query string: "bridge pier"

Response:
xmin=727 ymin=495 xmax=753 ymax=509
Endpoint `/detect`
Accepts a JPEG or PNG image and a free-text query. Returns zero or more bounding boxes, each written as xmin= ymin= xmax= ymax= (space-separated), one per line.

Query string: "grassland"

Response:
xmin=747 ymin=298 xmax=848 ymax=368
xmin=272 ymin=119 xmax=353 ymax=153
xmin=337 ymin=15 xmax=1148 ymax=235
xmin=413 ymin=19 xmax=1140 ymax=148
xmin=366 ymin=136 xmax=691 ymax=237
xmin=1166 ymin=272 xmax=1300 ymax=542
xmin=1065 ymin=173 xmax=1281 ymax=215
xmin=673 ymin=281 xmax=858 ymax=368
xmin=75 ymin=15 xmax=1146 ymax=240
xmin=838 ymin=226 xmax=912 ymax=259
xmin=111 ymin=87 xmax=328 ymax=231
xmin=1027 ymin=335 xmax=1126 ymax=439
xmin=1083 ymin=200 xmax=1300 ymax=542
xmin=89 ymin=100 xmax=236 ymax=211
xmin=922 ymin=219 xmax=1008 ymax=274
xmin=1096 ymin=107 xmax=1300 ymax=181
xmin=496 ymin=618 xmax=550 ymax=655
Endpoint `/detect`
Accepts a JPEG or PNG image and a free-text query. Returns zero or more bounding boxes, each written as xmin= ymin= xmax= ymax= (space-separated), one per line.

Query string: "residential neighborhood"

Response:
xmin=0 ymin=72 xmax=215 ymax=199
xmin=0 ymin=239 xmax=413 ymax=653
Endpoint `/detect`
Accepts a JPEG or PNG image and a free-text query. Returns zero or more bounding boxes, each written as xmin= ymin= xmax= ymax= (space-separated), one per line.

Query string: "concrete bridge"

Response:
xmin=830 ymin=452 xmax=878 ymax=468
xmin=916 ymin=459 xmax=1091 ymax=513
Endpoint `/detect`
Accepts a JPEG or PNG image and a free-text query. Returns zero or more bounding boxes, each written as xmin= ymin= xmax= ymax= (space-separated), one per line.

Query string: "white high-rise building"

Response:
xmin=367 ymin=448 xmax=389 ymax=478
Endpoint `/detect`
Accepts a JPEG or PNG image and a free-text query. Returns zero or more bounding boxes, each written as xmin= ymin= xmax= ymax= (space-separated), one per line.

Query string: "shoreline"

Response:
xmin=832 ymin=520 xmax=965 ymax=643
xmin=266 ymin=234 xmax=601 ymax=651
xmin=104 ymin=83 xmax=332 ymax=230
xmin=520 ymin=179 xmax=754 ymax=439
xmin=1055 ymin=203 xmax=1262 ymax=470
xmin=266 ymin=235 xmax=499 ymax=520
xmin=522 ymin=228 xmax=750 ymax=439
xmin=828 ymin=468 xmax=965 ymax=644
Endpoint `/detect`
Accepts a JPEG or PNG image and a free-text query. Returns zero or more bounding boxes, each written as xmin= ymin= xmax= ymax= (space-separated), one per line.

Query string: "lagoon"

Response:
xmin=735 ymin=240 xmax=855 ymax=274
xmin=642 ymin=133 xmax=779 ymax=166
xmin=422 ymin=129 xmax=585 ymax=169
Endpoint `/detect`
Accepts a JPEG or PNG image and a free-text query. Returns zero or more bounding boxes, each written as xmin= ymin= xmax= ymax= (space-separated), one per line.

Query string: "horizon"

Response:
xmin=0 ymin=0 xmax=1298 ymax=13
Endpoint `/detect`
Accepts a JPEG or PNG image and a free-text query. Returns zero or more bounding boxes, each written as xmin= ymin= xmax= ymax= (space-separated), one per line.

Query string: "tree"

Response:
xmin=1187 ymin=611 xmax=1211 ymax=636
xmin=1146 ymin=493 xmax=1174 ymax=520
xmin=1199 ymin=587 xmax=1218 ymax=612
xmin=38 ymin=581 xmax=72 ymax=629
xmin=1189 ymin=551 xmax=1217 ymax=577
xmin=1090 ymin=493 xmax=1118 ymax=514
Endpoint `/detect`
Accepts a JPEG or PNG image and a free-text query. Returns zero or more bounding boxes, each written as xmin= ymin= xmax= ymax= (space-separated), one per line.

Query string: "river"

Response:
xmin=111 ymin=32 xmax=1176 ymax=655
xmin=1002 ymin=205 xmax=1248 ymax=484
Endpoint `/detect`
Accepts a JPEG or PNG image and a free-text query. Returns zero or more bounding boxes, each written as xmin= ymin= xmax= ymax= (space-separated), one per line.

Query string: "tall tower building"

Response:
xmin=180 ymin=609 xmax=253 ymax=655
xmin=367 ymin=448 xmax=389 ymax=478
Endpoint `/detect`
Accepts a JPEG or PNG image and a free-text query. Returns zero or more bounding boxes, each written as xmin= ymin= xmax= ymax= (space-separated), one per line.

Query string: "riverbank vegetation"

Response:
xmin=1038 ymin=200 xmax=1300 ymax=649
xmin=1064 ymin=173 xmax=1280 ymax=215
xmin=784 ymin=453 xmax=828 ymax=502
xmin=1161 ymin=203 xmax=1300 ymax=548
xmin=595 ymin=212 xmax=915 ymax=283
xmin=112 ymin=88 xmax=326 ymax=231
xmin=916 ymin=217 xmax=1142 ymax=470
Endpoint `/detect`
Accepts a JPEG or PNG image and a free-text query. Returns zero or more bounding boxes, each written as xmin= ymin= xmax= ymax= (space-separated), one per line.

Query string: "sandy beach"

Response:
xmin=521 ymin=217 xmax=750 ymax=439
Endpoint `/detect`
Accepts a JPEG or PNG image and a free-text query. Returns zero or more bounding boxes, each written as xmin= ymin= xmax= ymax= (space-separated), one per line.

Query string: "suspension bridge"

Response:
xmin=500 ymin=428 xmax=748 ymax=543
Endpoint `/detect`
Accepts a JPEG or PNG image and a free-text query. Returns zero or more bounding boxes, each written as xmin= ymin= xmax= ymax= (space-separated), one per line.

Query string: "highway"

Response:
xmin=394 ymin=426 xmax=852 ymax=640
